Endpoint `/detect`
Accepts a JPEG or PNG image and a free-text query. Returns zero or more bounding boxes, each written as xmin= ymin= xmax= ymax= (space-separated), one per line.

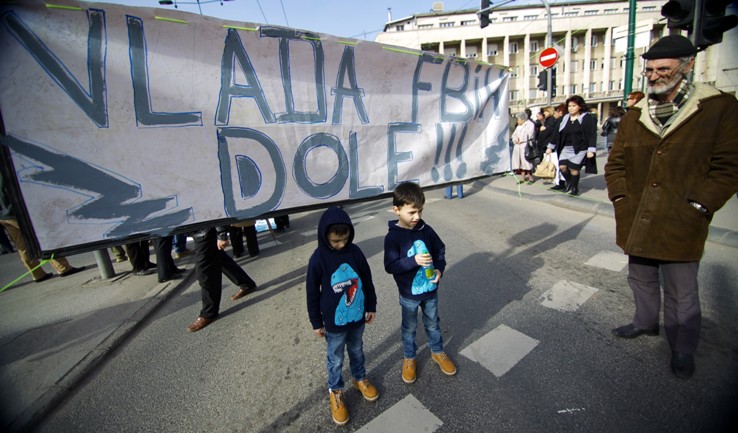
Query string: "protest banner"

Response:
xmin=0 ymin=0 xmax=510 ymax=254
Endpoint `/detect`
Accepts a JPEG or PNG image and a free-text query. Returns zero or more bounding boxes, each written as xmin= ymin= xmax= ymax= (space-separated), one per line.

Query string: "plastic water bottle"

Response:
xmin=421 ymin=248 xmax=435 ymax=280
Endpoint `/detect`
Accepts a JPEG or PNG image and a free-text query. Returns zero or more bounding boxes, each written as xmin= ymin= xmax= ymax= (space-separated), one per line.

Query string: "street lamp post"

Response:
xmin=541 ymin=0 xmax=553 ymax=105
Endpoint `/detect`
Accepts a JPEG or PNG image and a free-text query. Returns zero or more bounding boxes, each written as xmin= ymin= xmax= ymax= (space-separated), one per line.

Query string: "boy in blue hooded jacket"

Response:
xmin=384 ymin=182 xmax=457 ymax=384
xmin=306 ymin=206 xmax=378 ymax=425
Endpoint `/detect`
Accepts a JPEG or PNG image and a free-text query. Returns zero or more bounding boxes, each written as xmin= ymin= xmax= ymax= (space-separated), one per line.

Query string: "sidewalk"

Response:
xmin=1 ymin=153 xmax=736 ymax=433
xmin=0 ymin=250 xmax=198 ymax=433
xmin=474 ymin=152 xmax=738 ymax=249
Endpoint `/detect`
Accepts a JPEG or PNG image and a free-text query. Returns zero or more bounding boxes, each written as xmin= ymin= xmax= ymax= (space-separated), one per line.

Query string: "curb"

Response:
xmin=10 ymin=270 xmax=197 ymax=433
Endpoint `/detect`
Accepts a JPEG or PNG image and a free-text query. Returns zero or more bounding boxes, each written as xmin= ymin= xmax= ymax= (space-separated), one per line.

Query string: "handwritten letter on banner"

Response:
xmin=0 ymin=0 xmax=510 ymax=253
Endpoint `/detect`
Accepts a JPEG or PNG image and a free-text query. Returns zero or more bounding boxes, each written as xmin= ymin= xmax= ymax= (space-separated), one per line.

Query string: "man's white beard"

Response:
xmin=648 ymin=72 xmax=683 ymax=96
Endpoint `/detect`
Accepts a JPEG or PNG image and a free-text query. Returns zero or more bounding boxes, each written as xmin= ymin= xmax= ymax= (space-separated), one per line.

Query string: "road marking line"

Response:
xmin=584 ymin=251 xmax=627 ymax=272
xmin=539 ymin=280 xmax=598 ymax=312
xmin=460 ymin=324 xmax=539 ymax=377
xmin=356 ymin=394 xmax=442 ymax=433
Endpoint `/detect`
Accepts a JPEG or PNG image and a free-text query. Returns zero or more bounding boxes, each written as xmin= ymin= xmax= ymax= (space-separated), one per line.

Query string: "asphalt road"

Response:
xmin=34 ymin=183 xmax=738 ymax=433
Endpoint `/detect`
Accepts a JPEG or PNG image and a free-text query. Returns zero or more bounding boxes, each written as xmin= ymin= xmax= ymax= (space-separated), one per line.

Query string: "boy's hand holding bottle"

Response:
xmin=414 ymin=250 xmax=442 ymax=284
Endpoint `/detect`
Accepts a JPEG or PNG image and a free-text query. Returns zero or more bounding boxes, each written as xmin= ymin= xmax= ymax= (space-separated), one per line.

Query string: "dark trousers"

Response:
xmin=154 ymin=236 xmax=178 ymax=280
xmin=194 ymin=228 xmax=256 ymax=319
xmin=229 ymin=225 xmax=259 ymax=257
xmin=627 ymin=256 xmax=701 ymax=355
xmin=125 ymin=241 xmax=150 ymax=272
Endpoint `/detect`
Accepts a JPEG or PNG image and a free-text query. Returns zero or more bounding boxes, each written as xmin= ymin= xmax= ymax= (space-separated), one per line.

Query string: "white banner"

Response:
xmin=0 ymin=0 xmax=510 ymax=253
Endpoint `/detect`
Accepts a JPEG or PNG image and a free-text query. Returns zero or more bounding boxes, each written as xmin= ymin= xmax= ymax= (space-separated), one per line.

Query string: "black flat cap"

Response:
xmin=642 ymin=35 xmax=697 ymax=59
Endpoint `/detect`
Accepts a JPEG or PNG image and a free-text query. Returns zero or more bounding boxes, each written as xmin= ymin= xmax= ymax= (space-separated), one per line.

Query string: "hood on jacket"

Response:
xmin=317 ymin=206 xmax=355 ymax=252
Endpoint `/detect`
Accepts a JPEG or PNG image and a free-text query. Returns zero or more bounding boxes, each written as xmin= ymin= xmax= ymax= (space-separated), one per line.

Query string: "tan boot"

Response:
xmin=431 ymin=352 xmax=457 ymax=376
xmin=352 ymin=378 xmax=379 ymax=401
xmin=402 ymin=358 xmax=417 ymax=384
xmin=329 ymin=390 xmax=349 ymax=425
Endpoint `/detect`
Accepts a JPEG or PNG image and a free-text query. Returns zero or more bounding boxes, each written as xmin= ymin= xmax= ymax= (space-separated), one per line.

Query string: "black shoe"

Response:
xmin=34 ymin=273 xmax=53 ymax=283
xmin=59 ymin=266 xmax=85 ymax=277
xmin=569 ymin=187 xmax=579 ymax=196
xmin=550 ymin=184 xmax=565 ymax=191
xmin=611 ymin=323 xmax=659 ymax=338
xmin=145 ymin=261 xmax=157 ymax=270
xmin=671 ymin=352 xmax=695 ymax=379
xmin=133 ymin=268 xmax=155 ymax=276
xmin=158 ymin=274 xmax=182 ymax=283
xmin=172 ymin=267 xmax=185 ymax=275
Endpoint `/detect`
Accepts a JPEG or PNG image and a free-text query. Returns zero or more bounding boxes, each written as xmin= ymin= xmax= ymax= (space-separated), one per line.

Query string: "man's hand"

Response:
xmin=217 ymin=239 xmax=229 ymax=250
xmin=365 ymin=312 xmax=376 ymax=324
xmin=314 ymin=327 xmax=326 ymax=338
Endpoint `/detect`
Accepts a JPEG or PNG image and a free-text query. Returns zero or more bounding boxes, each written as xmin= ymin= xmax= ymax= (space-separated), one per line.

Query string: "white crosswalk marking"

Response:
xmin=355 ymin=394 xmax=443 ymax=433
xmin=539 ymin=280 xmax=598 ymax=312
xmin=460 ymin=324 xmax=539 ymax=377
xmin=584 ymin=251 xmax=628 ymax=272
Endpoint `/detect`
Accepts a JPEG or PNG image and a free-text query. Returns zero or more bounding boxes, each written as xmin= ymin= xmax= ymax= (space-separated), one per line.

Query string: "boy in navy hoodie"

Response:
xmin=306 ymin=206 xmax=378 ymax=425
xmin=384 ymin=182 xmax=457 ymax=384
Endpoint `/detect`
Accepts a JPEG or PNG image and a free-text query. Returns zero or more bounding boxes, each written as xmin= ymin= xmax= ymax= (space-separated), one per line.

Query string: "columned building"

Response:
xmin=375 ymin=0 xmax=737 ymax=119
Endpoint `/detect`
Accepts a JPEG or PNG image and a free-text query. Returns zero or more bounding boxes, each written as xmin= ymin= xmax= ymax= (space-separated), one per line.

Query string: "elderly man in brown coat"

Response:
xmin=605 ymin=35 xmax=738 ymax=380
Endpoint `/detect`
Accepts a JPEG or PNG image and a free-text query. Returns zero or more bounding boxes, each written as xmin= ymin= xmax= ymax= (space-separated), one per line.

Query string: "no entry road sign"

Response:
xmin=539 ymin=47 xmax=559 ymax=68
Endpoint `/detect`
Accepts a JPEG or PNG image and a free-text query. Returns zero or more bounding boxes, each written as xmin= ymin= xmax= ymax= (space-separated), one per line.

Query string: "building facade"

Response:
xmin=375 ymin=0 xmax=737 ymax=118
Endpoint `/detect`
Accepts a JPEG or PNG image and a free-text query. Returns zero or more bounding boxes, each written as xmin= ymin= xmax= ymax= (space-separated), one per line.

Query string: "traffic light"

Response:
xmin=695 ymin=0 xmax=738 ymax=49
xmin=537 ymin=71 xmax=547 ymax=91
xmin=661 ymin=0 xmax=695 ymax=31
xmin=480 ymin=0 xmax=491 ymax=29
xmin=537 ymin=68 xmax=557 ymax=96
xmin=551 ymin=67 xmax=557 ymax=97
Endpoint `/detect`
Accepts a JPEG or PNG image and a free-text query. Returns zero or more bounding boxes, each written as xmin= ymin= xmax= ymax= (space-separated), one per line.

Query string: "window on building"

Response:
xmin=510 ymin=42 xmax=519 ymax=54
xmin=604 ymin=8 xmax=618 ymax=14
xmin=591 ymin=35 xmax=598 ymax=47
xmin=584 ymin=10 xmax=597 ymax=16
xmin=466 ymin=53 xmax=478 ymax=58
xmin=490 ymin=17 xmax=498 ymax=23
xmin=395 ymin=25 xmax=404 ymax=31
xmin=590 ymin=60 xmax=597 ymax=70
xmin=510 ymin=90 xmax=519 ymax=100
xmin=571 ymin=37 xmax=579 ymax=52
xmin=524 ymin=15 xmax=538 ymax=21
xmin=589 ymin=83 xmax=596 ymax=93
xmin=531 ymin=41 xmax=539 ymax=52
xmin=446 ymin=48 xmax=458 ymax=56
xmin=418 ymin=24 xmax=433 ymax=29
xmin=642 ymin=6 xmax=657 ymax=11
xmin=620 ymin=57 xmax=625 ymax=68
xmin=461 ymin=20 xmax=476 ymax=26
xmin=502 ymin=16 xmax=518 ymax=22
xmin=488 ymin=49 xmax=498 ymax=56
xmin=571 ymin=84 xmax=577 ymax=94
xmin=571 ymin=61 xmax=578 ymax=72
xmin=531 ymin=65 xmax=539 ymax=76
xmin=618 ymin=80 xmax=623 ymax=90
xmin=440 ymin=22 xmax=455 ymax=28
xmin=563 ymin=11 xmax=579 ymax=16
xmin=609 ymin=80 xmax=615 ymax=91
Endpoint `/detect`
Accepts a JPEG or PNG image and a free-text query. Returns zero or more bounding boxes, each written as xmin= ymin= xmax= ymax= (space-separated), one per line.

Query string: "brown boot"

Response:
xmin=329 ymin=389 xmax=349 ymax=425
xmin=402 ymin=358 xmax=417 ymax=384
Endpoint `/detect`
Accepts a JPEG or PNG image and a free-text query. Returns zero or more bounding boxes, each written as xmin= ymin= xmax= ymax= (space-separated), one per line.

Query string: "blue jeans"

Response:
xmin=173 ymin=233 xmax=187 ymax=253
xmin=325 ymin=324 xmax=366 ymax=391
xmin=399 ymin=294 xmax=444 ymax=359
